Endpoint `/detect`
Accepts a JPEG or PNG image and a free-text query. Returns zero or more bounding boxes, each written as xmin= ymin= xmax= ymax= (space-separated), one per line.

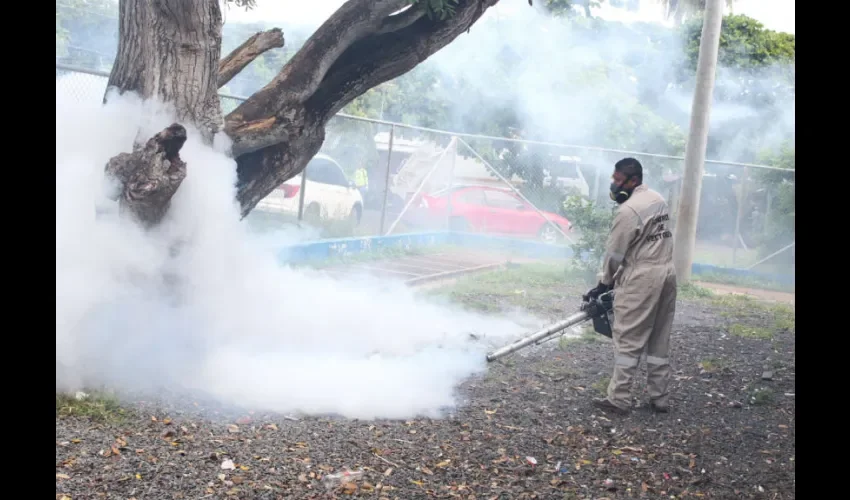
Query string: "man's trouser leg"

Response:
xmin=645 ymin=270 xmax=677 ymax=409
xmin=607 ymin=274 xmax=661 ymax=409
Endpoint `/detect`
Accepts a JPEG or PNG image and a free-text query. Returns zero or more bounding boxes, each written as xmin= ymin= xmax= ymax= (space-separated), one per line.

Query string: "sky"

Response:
xmin=221 ymin=0 xmax=795 ymax=34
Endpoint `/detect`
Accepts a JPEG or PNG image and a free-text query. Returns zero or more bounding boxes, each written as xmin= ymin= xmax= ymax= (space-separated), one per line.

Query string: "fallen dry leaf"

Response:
xmin=227 ymin=425 xmax=239 ymax=433
xmin=56 ymin=473 xmax=70 ymax=480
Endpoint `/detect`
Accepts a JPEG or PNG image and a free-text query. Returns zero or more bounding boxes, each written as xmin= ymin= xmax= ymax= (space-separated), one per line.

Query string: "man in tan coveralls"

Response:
xmin=582 ymin=158 xmax=677 ymax=415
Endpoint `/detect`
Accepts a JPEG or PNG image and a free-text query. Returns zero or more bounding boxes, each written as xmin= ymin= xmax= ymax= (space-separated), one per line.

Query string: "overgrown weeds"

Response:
xmin=56 ymin=391 xmax=128 ymax=423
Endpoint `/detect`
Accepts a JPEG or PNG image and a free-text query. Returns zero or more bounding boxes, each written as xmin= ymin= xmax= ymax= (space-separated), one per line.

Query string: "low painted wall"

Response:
xmin=277 ymin=231 xmax=794 ymax=286
xmin=276 ymin=231 xmax=451 ymax=263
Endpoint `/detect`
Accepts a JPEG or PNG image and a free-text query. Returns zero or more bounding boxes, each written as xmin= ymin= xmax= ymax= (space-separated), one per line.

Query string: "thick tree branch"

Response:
xmin=218 ymin=28 xmax=284 ymax=88
xmin=105 ymin=123 xmax=188 ymax=228
xmin=308 ymin=0 xmax=498 ymax=119
xmin=376 ymin=4 xmax=427 ymax=35
xmin=223 ymin=0 xmax=410 ymax=155
xmin=229 ymin=0 xmax=501 ymax=216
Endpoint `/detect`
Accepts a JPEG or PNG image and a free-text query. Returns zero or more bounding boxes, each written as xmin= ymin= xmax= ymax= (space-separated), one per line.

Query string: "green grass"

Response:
xmin=699 ymin=357 xmax=728 ymax=372
xmin=592 ymin=375 xmax=611 ymax=395
xmin=678 ymin=282 xmax=715 ymax=299
xmin=56 ymin=391 xmax=129 ymax=423
xmin=748 ymin=387 xmax=775 ymax=406
xmin=729 ymin=323 xmax=774 ymax=340
xmin=694 ymin=271 xmax=795 ymax=294
xmin=427 ymin=262 xmax=584 ymax=313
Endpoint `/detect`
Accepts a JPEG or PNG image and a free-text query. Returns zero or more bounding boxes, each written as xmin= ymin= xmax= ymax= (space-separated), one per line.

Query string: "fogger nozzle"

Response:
xmin=485 ymin=291 xmax=614 ymax=362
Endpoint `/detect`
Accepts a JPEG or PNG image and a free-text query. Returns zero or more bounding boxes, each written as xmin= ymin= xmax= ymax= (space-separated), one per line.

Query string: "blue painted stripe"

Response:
xmin=275 ymin=232 xmax=450 ymax=263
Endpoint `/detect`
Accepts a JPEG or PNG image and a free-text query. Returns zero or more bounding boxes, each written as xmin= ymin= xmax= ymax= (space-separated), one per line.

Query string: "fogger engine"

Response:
xmin=485 ymin=291 xmax=615 ymax=362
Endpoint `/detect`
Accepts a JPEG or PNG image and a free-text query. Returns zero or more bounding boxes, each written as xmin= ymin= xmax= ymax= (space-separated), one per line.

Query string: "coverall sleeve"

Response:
xmin=600 ymin=208 xmax=638 ymax=286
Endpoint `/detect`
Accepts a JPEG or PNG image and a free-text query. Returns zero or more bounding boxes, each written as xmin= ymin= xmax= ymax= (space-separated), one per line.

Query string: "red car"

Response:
xmin=410 ymin=185 xmax=572 ymax=243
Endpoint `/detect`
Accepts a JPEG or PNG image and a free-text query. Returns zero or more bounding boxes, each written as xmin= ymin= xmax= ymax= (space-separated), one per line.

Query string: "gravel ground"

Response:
xmin=56 ymin=276 xmax=795 ymax=499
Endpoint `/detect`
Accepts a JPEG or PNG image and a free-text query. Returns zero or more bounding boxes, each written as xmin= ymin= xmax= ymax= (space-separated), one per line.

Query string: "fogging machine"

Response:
xmin=485 ymin=290 xmax=615 ymax=362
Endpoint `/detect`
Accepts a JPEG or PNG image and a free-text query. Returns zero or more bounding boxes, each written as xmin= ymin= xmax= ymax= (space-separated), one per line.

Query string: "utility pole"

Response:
xmin=672 ymin=0 xmax=724 ymax=282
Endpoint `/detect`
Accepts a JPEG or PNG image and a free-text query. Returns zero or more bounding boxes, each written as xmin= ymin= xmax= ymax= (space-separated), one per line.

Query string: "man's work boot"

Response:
xmin=592 ymin=397 xmax=629 ymax=415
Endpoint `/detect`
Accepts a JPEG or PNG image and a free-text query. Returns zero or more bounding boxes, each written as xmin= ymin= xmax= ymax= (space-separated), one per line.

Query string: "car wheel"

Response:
xmin=349 ymin=204 xmax=362 ymax=226
xmin=538 ymin=223 xmax=562 ymax=244
xmin=304 ymin=202 xmax=322 ymax=223
xmin=449 ymin=216 xmax=469 ymax=232
xmin=388 ymin=193 xmax=405 ymax=211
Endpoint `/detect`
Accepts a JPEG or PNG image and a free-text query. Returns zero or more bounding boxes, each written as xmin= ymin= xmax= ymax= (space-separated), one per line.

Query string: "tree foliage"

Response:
xmin=561 ymin=195 xmax=615 ymax=283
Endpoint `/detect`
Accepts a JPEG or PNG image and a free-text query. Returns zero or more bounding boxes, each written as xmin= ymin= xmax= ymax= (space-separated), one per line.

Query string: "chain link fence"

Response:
xmin=57 ymin=63 xmax=794 ymax=286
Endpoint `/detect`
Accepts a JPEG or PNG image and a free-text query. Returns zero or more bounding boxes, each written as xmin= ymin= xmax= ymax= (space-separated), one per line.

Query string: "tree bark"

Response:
xmin=218 ymin=28 xmax=285 ymax=89
xmin=104 ymin=124 xmax=189 ymax=229
xmin=106 ymin=0 xmax=223 ymax=143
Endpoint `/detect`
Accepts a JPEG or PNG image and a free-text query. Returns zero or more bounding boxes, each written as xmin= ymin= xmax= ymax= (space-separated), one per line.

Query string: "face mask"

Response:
xmin=609 ymin=176 xmax=633 ymax=204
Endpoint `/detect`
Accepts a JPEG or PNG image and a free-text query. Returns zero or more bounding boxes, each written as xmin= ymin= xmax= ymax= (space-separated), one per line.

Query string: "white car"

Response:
xmin=548 ymin=156 xmax=591 ymax=198
xmin=255 ymin=154 xmax=364 ymax=224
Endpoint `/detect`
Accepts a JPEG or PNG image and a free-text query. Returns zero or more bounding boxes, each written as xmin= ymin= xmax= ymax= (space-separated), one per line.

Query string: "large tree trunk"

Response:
xmin=104 ymin=0 xmax=224 ymax=227
xmin=107 ymin=0 xmax=223 ymax=143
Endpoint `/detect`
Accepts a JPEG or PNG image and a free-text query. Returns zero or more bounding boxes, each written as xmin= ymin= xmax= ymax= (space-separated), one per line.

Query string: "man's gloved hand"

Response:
xmin=582 ymin=281 xmax=612 ymax=302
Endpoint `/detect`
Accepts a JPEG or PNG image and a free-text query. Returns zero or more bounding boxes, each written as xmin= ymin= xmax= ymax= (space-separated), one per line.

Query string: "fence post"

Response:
xmin=379 ymin=125 xmax=395 ymax=235
xmin=592 ymin=164 xmax=602 ymax=203
xmin=732 ymin=167 xmax=749 ymax=265
xmin=296 ymin=166 xmax=308 ymax=221
xmin=446 ymin=136 xmax=457 ymax=230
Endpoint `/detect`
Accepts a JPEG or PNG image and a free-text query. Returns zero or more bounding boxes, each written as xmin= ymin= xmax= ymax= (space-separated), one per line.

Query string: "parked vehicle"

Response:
xmin=255 ymin=154 xmax=364 ymax=224
xmin=545 ymin=156 xmax=590 ymax=198
xmin=411 ymin=185 xmax=572 ymax=243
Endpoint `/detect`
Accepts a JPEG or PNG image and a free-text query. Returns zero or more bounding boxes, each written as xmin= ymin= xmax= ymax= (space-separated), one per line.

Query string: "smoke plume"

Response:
xmin=55 ymin=76 xmax=538 ymax=420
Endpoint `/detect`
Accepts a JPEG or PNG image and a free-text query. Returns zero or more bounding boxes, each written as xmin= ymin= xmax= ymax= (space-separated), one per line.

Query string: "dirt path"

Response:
xmin=694 ymin=281 xmax=795 ymax=305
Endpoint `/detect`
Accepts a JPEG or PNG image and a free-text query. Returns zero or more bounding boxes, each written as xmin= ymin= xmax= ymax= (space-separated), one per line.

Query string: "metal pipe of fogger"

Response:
xmin=485 ymin=309 xmax=592 ymax=362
